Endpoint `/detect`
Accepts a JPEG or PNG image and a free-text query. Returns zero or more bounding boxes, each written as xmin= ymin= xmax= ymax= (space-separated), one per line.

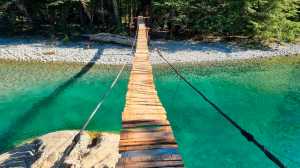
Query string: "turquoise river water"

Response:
xmin=0 ymin=56 xmax=300 ymax=167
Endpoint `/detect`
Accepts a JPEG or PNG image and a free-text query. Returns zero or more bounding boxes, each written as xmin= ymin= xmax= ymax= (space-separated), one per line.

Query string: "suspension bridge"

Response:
xmin=58 ymin=16 xmax=284 ymax=168
xmin=0 ymin=16 xmax=289 ymax=168
xmin=116 ymin=17 xmax=184 ymax=167
xmin=113 ymin=16 xmax=285 ymax=168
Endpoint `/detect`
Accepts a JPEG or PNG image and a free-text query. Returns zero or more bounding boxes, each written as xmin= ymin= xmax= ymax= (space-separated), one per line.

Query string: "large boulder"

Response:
xmin=0 ymin=131 xmax=120 ymax=168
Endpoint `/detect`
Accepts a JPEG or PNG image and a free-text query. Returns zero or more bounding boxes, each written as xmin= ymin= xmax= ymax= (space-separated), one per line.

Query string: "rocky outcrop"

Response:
xmin=0 ymin=131 xmax=120 ymax=168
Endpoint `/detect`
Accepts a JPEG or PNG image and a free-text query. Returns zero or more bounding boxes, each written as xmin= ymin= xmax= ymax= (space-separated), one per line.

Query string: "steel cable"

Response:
xmin=155 ymin=48 xmax=286 ymax=168
xmin=52 ymin=31 xmax=138 ymax=168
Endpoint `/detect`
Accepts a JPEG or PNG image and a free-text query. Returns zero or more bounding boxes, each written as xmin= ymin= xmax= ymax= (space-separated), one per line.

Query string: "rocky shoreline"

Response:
xmin=0 ymin=131 xmax=120 ymax=168
xmin=1 ymin=38 xmax=300 ymax=65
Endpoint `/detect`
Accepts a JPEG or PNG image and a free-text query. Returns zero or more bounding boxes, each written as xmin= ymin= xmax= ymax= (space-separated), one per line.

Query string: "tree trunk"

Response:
xmin=138 ymin=0 xmax=151 ymax=16
xmin=100 ymin=0 xmax=105 ymax=25
xmin=79 ymin=6 xmax=85 ymax=25
xmin=84 ymin=33 xmax=133 ymax=46
xmin=169 ymin=9 xmax=175 ymax=39
xmin=112 ymin=0 xmax=120 ymax=25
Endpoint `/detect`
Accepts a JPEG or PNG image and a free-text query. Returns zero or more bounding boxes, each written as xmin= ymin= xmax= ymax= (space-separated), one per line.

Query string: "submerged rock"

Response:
xmin=0 ymin=131 xmax=120 ymax=168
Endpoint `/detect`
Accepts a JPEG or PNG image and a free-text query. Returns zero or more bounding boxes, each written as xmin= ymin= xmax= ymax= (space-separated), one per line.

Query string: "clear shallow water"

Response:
xmin=0 ymin=60 xmax=129 ymax=152
xmin=0 ymin=56 xmax=300 ymax=167
xmin=154 ymin=56 xmax=300 ymax=168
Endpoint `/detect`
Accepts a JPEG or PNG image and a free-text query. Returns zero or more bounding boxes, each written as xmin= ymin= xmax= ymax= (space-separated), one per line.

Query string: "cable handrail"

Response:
xmin=80 ymin=29 xmax=138 ymax=135
xmin=52 ymin=31 xmax=138 ymax=167
xmin=154 ymin=48 xmax=286 ymax=168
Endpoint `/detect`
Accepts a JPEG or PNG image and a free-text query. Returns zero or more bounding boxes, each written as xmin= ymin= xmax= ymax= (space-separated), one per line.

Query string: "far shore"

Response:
xmin=0 ymin=38 xmax=300 ymax=65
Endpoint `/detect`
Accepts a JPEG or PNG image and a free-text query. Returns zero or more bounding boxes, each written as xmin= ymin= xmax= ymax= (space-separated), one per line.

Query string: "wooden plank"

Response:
xmin=120 ymin=133 xmax=175 ymax=142
xmin=122 ymin=126 xmax=172 ymax=133
xmin=117 ymin=160 xmax=184 ymax=168
xmin=122 ymin=120 xmax=170 ymax=125
xmin=119 ymin=144 xmax=179 ymax=152
xmin=119 ymin=139 xmax=176 ymax=146
xmin=119 ymin=154 xmax=182 ymax=163
xmin=122 ymin=121 xmax=170 ymax=128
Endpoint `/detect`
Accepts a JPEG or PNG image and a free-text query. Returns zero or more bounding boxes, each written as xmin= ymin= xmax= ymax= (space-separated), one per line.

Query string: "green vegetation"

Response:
xmin=0 ymin=0 xmax=299 ymax=42
xmin=152 ymin=0 xmax=300 ymax=42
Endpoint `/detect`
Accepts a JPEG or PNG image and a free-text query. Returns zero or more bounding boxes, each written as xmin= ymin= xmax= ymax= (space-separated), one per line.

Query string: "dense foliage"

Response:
xmin=0 ymin=0 xmax=299 ymax=42
xmin=152 ymin=0 xmax=300 ymax=42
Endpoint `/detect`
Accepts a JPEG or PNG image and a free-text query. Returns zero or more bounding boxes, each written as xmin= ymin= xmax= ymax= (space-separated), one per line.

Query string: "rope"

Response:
xmin=154 ymin=48 xmax=286 ymax=168
xmin=79 ymin=63 xmax=127 ymax=132
xmin=52 ymin=30 xmax=138 ymax=167
xmin=52 ymin=63 xmax=127 ymax=167
xmin=81 ymin=28 xmax=137 ymax=132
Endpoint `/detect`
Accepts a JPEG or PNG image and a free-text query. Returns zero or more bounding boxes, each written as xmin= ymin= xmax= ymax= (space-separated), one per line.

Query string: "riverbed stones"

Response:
xmin=0 ymin=38 xmax=299 ymax=65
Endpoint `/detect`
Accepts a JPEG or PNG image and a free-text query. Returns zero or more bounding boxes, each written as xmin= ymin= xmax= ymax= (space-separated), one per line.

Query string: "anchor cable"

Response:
xmin=80 ymin=29 xmax=137 ymax=135
xmin=154 ymin=48 xmax=285 ymax=168
xmin=53 ymin=30 xmax=138 ymax=167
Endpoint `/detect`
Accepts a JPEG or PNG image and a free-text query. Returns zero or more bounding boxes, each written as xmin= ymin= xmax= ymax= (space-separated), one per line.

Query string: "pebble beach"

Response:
xmin=0 ymin=38 xmax=300 ymax=65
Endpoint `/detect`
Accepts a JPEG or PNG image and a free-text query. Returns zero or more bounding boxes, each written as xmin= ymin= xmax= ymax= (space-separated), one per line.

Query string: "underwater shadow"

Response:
xmin=0 ymin=48 xmax=104 ymax=153
xmin=277 ymin=63 xmax=300 ymax=126
xmin=150 ymin=40 xmax=272 ymax=54
xmin=151 ymin=40 xmax=238 ymax=53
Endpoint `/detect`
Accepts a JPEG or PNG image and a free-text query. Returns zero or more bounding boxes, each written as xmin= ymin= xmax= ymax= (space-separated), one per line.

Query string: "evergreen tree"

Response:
xmin=247 ymin=0 xmax=300 ymax=42
xmin=0 ymin=0 xmax=299 ymax=42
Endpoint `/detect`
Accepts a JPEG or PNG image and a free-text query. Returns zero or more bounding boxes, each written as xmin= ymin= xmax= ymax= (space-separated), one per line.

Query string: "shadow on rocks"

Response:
xmin=0 ymin=139 xmax=44 ymax=168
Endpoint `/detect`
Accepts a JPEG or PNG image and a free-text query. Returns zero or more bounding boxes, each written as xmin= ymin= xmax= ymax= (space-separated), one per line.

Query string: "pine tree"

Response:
xmin=247 ymin=0 xmax=300 ymax=42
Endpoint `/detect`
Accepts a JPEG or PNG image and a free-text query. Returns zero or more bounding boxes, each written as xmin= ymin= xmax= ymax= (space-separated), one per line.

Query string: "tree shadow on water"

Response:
xmin=0 ymin=48 xmax=104 ymax=153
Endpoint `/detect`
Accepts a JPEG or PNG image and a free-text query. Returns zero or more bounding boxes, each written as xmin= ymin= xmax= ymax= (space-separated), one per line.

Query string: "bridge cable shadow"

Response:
xmin=0 ymin=48 xmax=104 ymax=153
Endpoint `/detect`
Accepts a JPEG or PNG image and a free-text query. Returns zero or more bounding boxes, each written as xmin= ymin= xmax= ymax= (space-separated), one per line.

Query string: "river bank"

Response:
xmin=1 ymin=38 xmax=300 ymax=64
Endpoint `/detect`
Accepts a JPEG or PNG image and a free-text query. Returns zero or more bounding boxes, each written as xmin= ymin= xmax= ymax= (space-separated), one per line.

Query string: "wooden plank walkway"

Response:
xmin=116 ymin=17 xmax=184 ymax=168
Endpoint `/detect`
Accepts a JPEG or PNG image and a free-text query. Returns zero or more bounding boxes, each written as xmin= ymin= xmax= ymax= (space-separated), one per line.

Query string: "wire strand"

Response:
xmin=154 ymin=48 xmax=286 ymax=168
xmin=80 ymin=29 xmax=138 ymax=133
xmin=53 ymin=30 xmax=138 ymax=167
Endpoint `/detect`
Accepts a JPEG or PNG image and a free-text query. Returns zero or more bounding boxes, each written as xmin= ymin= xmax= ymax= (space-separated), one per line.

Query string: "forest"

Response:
xmin=0 ymin=0 xmax=299 ymax=42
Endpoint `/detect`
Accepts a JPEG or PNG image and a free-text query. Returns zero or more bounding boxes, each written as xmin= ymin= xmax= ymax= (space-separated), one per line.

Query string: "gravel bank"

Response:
xmin=150 ymin=41 xmax=300 ymax=63
xmin=1 ymin=38 xmax=300 ymax=64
